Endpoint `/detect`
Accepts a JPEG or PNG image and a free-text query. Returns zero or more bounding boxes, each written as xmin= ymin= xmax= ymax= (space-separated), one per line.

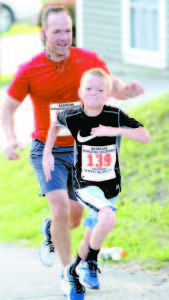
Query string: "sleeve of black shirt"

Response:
xmin=56 ymin=110 xmax=68 ymax=127
xmin=119 ymin=109 xmax=144 ymax=128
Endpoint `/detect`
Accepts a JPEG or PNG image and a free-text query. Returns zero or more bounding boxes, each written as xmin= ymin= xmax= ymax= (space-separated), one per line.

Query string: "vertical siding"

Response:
xmin=166 ymin=0 xmax=169 ymax=68
xmin=82 ymin=0 xmax=122 ymax=62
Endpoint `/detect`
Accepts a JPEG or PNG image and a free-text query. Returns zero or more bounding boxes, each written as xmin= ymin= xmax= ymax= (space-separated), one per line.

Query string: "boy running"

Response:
xmin=43 ymin=68 xmax=150 ymax=299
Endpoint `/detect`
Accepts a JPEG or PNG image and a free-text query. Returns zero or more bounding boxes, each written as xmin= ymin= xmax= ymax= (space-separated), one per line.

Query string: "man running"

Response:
xmin=1 ymin=5 xmax=144 ymax=299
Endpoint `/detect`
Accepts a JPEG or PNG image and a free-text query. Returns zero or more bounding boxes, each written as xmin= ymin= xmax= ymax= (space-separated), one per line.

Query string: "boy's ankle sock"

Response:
xmin=85 ymin=245 xmax=100 ymax=262
xmin=70 ymin=254 xmax=82 ymax=276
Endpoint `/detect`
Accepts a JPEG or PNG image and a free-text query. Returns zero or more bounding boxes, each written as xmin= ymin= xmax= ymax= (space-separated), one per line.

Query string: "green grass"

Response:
xmin=0 ymin=94 xmax=168 ymax=269
xmin=0 ymin=74 xmax=13 ymax=87
xmin=1 ymin=23 xmax=40 ymax=37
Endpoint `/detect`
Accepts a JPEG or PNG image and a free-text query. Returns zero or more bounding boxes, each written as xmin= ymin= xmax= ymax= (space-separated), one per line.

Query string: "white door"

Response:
xmin=122 ymin=0 xmax=166 ymax=68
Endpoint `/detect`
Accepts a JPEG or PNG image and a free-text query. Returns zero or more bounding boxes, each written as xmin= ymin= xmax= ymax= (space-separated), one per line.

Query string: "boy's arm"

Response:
xmin=44 ymin=108 xmax=68 ymax=155
xmin=91 ymin=125 xmax=150 ymax=143
xmin=118 ymin=108 xmax=151 ymax=142
xmin=119 ymin=126 xmax=150 ymax=142
xmin=43 ymin=123 xmax=61 ymax=181
xmin=43 ymin=109 xmax=68 ymax=181
xmin=43 ymin=123 xmax=60 ymax=155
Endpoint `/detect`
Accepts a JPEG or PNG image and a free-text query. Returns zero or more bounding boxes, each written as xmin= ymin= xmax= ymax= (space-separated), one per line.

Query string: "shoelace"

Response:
xmin=88 ymin=261 xmax=101 ymax=277
xmin=71 ymin=276 xmax=85 ymax=294
xmin=45 ymin=239 xmax=55 ymax=253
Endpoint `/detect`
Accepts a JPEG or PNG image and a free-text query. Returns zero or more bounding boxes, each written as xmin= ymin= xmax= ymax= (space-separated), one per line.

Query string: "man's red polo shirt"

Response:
xmin=7 ymin=47 xmax=110 ymax=147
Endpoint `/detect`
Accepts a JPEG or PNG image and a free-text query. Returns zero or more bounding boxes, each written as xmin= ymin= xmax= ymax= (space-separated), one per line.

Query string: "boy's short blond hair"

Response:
xmin=80 ymin=68 xmax=112 ymax=94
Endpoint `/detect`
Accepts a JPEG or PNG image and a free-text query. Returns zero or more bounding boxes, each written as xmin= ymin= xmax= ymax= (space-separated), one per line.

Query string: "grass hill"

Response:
xmin=0 ymin=94 xmax=168 ymax=269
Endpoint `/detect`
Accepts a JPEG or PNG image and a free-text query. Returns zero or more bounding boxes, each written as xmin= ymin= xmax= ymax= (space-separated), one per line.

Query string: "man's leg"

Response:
xmin=30 ymin=141 xmax=85 ymax=298
xmin=40 ymin=197 xmax=84 ymax=268
xmin=46 ymin=189 xmax=71 ymax=267
xmin=46 ymin=189 xmax=85 ymax=299
xmin=69 ymin=199 xmax=84 ymax=229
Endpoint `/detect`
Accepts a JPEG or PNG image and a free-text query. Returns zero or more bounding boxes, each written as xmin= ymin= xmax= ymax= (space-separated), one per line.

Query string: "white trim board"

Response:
xmin=122 ymin=0 xmax=167 ymax=69
xmin=76 ymin=0 xmax=84 ymax=48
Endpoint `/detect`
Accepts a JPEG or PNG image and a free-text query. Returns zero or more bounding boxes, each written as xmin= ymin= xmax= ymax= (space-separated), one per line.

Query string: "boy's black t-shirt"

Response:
xmin=57 ymin=105 xmax=143 ymax=199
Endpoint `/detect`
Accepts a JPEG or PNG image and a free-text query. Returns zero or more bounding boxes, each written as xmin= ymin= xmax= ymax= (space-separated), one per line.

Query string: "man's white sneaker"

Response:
xmin=63 ymin=265 xmax=85 ymax=299
xmin=39 ymin=217 xmax=56 ymax=267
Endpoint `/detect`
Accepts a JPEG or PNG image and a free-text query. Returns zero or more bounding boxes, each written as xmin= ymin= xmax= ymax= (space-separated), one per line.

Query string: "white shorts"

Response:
xmin=75 ymin=186 xmax=117 ymax=230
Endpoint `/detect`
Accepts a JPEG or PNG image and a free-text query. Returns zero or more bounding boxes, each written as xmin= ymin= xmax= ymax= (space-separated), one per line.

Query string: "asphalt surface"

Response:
xmin=0 ymin=243 xmax=168 ymax=300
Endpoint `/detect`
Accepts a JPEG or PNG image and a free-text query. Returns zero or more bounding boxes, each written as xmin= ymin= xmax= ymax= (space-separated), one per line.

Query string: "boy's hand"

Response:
xmin=91 ymin=125 xmax=121 ymax=137
xmin=43 ymin=152 xmax=54 ymax=181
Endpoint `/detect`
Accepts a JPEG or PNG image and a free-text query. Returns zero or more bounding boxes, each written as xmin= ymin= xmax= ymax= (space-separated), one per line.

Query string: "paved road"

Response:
xmin=0 ymin=243 xmax=168 ymax=300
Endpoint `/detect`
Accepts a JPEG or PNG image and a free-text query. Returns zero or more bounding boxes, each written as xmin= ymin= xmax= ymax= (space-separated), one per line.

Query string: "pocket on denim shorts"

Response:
xmin=30 ymin=140 xmax=44 ymax=156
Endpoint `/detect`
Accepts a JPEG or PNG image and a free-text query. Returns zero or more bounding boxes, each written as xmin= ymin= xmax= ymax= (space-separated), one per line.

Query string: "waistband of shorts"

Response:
xmin=34 ymin=139 xmax=74 ymax=152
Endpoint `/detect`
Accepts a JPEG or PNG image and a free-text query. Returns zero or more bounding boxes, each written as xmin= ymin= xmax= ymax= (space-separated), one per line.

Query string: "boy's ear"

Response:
xmin=105 ymin=95 xmax=109 ymax=102
xmin=41 ymin=29 xmax=46 ymax=41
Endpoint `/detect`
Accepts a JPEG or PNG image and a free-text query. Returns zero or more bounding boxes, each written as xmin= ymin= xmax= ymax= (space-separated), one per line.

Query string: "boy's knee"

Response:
xmin=98 ymin=207 xmax=116 ymax=230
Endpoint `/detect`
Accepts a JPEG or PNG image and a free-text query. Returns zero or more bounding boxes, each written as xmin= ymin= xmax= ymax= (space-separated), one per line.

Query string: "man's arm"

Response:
xmin=110 ymin=74 xmax=144 ymax=100
xmin=1 ymin=95 xmax=23 ymax=159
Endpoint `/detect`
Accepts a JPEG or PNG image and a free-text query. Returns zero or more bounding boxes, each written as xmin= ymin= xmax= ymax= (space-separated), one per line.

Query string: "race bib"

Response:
xmin=81 ymin=145 xmax=116 ymax=181
xmin=50 ymin=102 xmax=81 ymax=136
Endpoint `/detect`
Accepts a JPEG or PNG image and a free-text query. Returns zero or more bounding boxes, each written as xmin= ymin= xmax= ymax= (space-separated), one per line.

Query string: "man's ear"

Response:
xmin=41 ymin=29 xmax=46 ymax=41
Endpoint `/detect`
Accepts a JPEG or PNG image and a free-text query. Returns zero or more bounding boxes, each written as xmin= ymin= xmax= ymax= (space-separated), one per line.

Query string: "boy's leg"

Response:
xmin=89 ymin=207 xmax=116 ymax=250
xmin=69 ymin=226 xmax=92 ymax=278
xmin=79 ymin=207 xmax=116 ymax=289
xmin=78 ymin=227 xmax=92 ymax=259
xmin=74 ymin=186 xmax=117 ymax=289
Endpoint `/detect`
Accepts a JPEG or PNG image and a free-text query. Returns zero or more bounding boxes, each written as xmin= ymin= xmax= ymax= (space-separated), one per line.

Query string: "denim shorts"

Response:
xmin=29 ymin=139 xmax=77 ymax=201
xmin=76 ymin=186 xmax=117 ymax=230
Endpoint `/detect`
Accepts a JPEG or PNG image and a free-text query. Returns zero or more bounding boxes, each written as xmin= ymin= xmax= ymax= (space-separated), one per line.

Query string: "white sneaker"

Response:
xmin=63 ymin=265 xmax=85 ymax=299
xmin=39 ymin=217 xmax=56 ymax=267
xmin=61 ymin=272 xmax=68 ymax=297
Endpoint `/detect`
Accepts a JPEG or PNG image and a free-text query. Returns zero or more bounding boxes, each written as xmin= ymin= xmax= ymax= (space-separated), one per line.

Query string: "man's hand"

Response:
xmin=91 ymin=125 xmax=121 ymax=137
xmin=5 ymin=141 xmax=23 ymax=160
xmin=42 ymin=152 xmax=54 ymax=182
xmin=125 ymin=81 xmax=144 ymax=98
xmin=110 ymin=74 xmax=144 ymax=100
